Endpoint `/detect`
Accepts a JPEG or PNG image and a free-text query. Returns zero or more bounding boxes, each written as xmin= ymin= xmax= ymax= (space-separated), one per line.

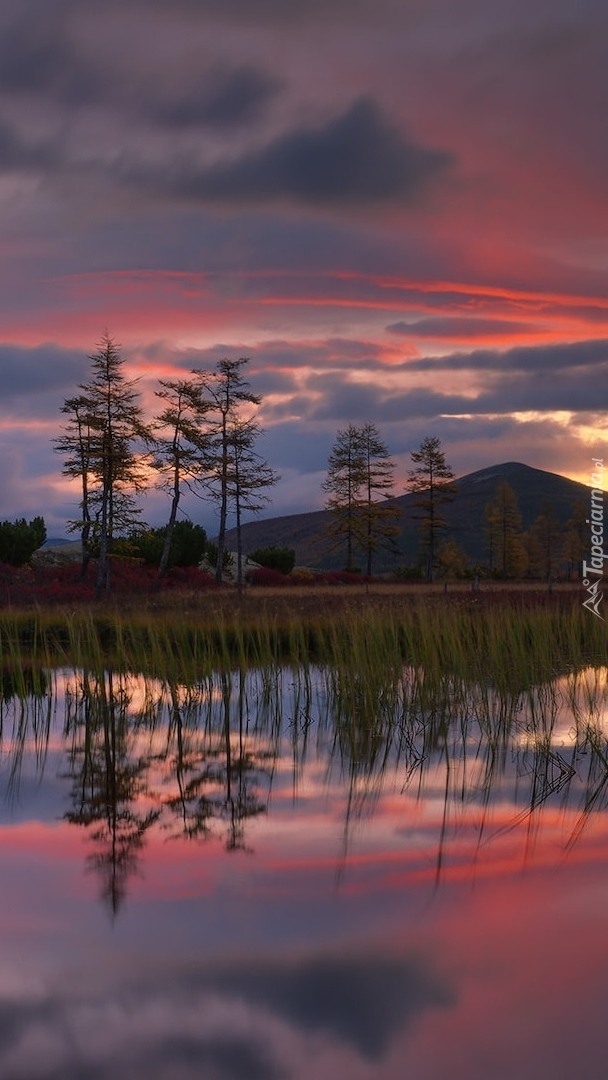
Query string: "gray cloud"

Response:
xmin=140 ymin=98 xmax=451 ymax=206
xmin=150 ymin=67 xmax=282 ymax=128
xmin=0 ymin=344 xmax=85 ymax=403
xmin=0 ymin=947 xmax=453 ymax=1078
xmin=213 ymin=951 xmax=452 ymax=1060
xmin=0 ymin=119 xmax=65 ymax=172
xmin=405 ymin=338 xmax=608 ymax=373
xmin=0 ymin=16 xmax=100 ymax=102
xmin=388 ymin=317 xmax=540 ymax=339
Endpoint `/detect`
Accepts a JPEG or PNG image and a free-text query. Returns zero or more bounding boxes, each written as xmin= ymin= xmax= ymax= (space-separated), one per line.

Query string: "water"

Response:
xmin=1 ymin=665 xmax=608 ymax=1079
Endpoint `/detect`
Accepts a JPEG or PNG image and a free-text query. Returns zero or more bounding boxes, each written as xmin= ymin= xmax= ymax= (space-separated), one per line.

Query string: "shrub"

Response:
xmin=245 ymin=567 xmax=289 ymax=587
xmin=248 ymin=546 xmax=296 ymax=574
xmin=131 ymin=522 xmax=208 ymax=568
xmin=0 ymin=517 xmax=46 ymax=566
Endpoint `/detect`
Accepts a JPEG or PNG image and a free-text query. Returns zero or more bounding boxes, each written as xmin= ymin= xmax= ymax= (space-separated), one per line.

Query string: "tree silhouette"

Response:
xmin=152 ymin=377 xmax=211 ymax=578
xmin=407 ymin=436 xmax=457 ymax=581
xmin=193 ymin=358 xmax=261 ymax=584
xmin=59 ymin=334 xmax=151 ymax=596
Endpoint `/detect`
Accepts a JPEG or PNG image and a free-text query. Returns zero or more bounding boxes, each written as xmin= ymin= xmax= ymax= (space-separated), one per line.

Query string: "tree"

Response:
xmin=436 ymin=538 xmax=470 ymax=579
xmin=323 ymin=424 xmax=367 ymax=572
xmin=225 ymin=417 xmax=279 ymax=593
xmin=407 ymin=436 xmax=458 ymax=581
xmin=0 ymin=517 xmax=46 ymax=566
xmin=193 ymin=358 xmax=261 ymax=584
xmin=530 ymin=499 xmax=562 ymax=581
xmin=152 ymin=377 xmax=211 ymax=578
xmin=359 ymin=422 xmax=400 ymax=576
xmin=58 ymin=334 xmax=150 ymax=596
xmin=55 ymin=395 xmax=96 ymax=577
xmin=323 ymin=423 xmax=399 ymax=574
xmin=483 ymin=481 xmax=527 ymax=578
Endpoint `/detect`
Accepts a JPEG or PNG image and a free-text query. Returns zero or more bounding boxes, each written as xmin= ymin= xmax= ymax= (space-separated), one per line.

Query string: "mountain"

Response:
xmin=223 ymin=462 xmax=591 ymax=572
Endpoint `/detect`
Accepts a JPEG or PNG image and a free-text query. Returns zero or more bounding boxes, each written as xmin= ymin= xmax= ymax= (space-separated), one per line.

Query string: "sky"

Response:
xmin=1 ymin=0 xmax=608 ymax=536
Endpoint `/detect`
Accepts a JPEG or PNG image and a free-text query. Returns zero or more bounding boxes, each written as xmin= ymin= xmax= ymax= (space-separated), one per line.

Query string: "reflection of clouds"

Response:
xmin=212 ymin=951 xmax=454 ymax=1060
xmin=0 ymin=948 xmax=453 ymax=1079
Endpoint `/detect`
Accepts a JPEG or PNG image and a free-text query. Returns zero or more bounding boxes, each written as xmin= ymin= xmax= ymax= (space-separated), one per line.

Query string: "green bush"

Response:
xmin=204 ymin=542 xmax=233 ymax=571
xmin=0 ymin=516 xmax=46 ymax=566
xmin=248 ymin=546 xmax=296 ymax=574
xmin=131 ymin=521 xmax=208 ymax=568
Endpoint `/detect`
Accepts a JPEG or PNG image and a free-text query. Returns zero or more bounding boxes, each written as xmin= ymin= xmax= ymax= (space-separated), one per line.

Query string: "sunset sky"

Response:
xmin=1 ymin=0 xmax=607 ymax=535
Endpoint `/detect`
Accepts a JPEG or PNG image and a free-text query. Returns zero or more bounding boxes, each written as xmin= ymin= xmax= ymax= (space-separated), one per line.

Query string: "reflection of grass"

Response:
xmin=0 ymin=586 xmax=604 ymax=689
xmin=1 ymin=603 xmax=608 ymax=887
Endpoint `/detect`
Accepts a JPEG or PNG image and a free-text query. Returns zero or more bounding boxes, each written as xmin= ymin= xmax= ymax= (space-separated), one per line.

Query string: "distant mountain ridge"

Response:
xmin=223 ymin=461 xmax=591 ymax=571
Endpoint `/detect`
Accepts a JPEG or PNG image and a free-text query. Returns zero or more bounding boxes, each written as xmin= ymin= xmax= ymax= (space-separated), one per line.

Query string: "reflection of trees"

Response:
xmin=164 ymin=680 xmax=216 ymax=840
xmin=64 ymin=671 xmax=160 ymax=917
xmin=5 ymin=659 xmax=608 ymax=909
xmin=163 ymin=672 xmax=269 ymax=852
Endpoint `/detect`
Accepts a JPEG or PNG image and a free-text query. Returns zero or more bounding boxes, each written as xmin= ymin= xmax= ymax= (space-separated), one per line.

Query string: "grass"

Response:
xmin=0 ymin=582 xmax=604 ymax=691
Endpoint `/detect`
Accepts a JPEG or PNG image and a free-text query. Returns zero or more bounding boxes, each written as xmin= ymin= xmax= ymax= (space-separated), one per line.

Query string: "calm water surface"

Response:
xmin=1 ymin=664 xmax=608 ymax=1079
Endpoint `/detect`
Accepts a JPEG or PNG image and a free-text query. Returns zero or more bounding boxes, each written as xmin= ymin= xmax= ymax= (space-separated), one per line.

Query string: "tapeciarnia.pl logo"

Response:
xmin=582 ymin=458 xmax=605 ymax=619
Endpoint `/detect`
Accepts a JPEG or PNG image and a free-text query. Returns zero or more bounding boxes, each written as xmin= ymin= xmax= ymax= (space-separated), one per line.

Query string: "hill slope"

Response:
xmin=223 ymin=461 xmax=590 ymax=571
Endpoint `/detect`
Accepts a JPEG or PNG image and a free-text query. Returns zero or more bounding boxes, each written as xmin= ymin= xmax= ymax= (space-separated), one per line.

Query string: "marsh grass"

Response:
xmin=0 ymin=589 xmax=605 ymax=689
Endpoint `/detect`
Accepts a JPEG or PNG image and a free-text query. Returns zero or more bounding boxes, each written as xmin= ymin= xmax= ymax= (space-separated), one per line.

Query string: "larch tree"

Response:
xmin=483 ymin=481 xmax=527 ymax=578
xmin=359 ymin=422 xmax=400 ymax=576
xmin=75 ymin=334 xmax=150 ymax=597
xmin=152 ymin=377 xmax=211 ymax=579
xmin=323 ymin=424 xmax=367 ymax=572
xmin=55 ymin=394 xmax=96 ymax=578
xmin=225 ymin=416 xmax=279 ymax=593
xmin=407 ymin=436 xmax=458 ymax=582
xmin=194 ymin=358 xmax=261 ymax=584
xmin=530 ymin=499 xmax=562 ymax=581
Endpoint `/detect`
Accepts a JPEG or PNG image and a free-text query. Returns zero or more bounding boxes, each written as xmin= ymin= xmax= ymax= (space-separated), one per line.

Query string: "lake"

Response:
xmin=1 ymin=663 xmax=607 ymax=1079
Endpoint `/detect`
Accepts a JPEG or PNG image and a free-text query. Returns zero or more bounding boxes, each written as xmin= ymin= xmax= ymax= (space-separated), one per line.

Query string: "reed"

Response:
xmin=0 ymin=593 xmax=605 ymax=690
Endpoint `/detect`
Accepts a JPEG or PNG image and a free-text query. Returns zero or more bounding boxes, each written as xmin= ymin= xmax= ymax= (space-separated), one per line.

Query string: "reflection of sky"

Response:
xmin=0 ymin=668 xmax=608 ymax=1078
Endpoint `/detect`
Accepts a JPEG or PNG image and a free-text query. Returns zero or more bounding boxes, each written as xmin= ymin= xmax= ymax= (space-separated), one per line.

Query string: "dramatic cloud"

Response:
xmin=0 ymin=948 xmax=453 ymax=1078
xmin=405 ymin=339 xmax=608 ymax=374
xmin=151 ymin=99 xmax=451 ymax=206
xmin=0 ymin=0 xmax=606 ymax=523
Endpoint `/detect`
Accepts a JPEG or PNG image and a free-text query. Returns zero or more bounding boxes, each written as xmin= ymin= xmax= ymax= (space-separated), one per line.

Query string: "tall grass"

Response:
xmin=0 ymin=596 xmax=605 ymax=687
